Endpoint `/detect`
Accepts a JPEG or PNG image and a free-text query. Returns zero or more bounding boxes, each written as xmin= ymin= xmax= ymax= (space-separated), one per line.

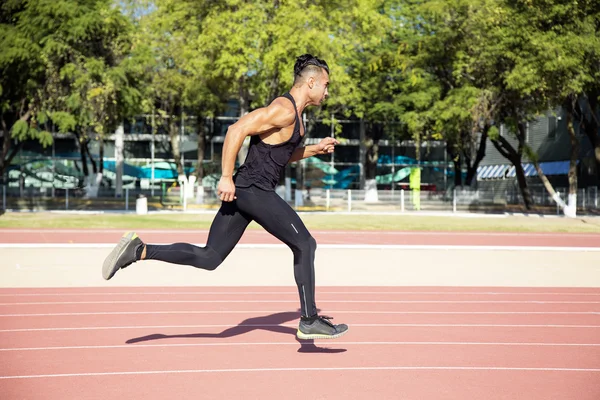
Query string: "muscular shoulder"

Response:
xmin=232 ymin=95 xmax=297 ymax=136
xmin=265 ymin=97 xmax=296 ymax=128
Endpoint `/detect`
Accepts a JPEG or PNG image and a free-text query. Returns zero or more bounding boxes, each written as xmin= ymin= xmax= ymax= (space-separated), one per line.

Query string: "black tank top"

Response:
xmin=234 ymin=93 xmax=304 ymax=191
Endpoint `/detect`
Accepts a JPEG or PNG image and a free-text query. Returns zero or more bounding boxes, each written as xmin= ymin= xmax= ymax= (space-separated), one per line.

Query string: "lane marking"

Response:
xmin=1 ymin=243 xmax=600 ymax=251
xmin=1 ymin=290 xmax=599 ymax=297
xmin=2 ymin=341 xmax=600 ymax=352
xmin=1 ymin=323 xmax=600 ymax=333
xmin=2 ymin=365 xmax=600 ymax=380
xmin=1 ymin=310 xmax=599 ymax=317
xmin=2 ymin=229 xmax=600 ymax=238
xmin=3 ymin=300 xmax=600 ymax=305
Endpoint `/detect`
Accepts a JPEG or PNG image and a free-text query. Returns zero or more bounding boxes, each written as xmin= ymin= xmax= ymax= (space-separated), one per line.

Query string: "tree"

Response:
xmin=0 ymin=0 xmax=54 ymax=181
xmin=44 ymin=1 xmax=141 ymax=195
xmin=495 ymin=0 xmax=600 ymax=215
xmin=131 ymin=0 xmax=232 ymax=184
xmin=1 ymin=0 xmax=141 ymax=196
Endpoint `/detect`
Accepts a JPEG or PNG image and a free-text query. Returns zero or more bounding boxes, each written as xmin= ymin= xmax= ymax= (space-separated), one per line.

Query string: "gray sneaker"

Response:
xmin=296 ymin=315 xmax=349 ymax=340
xmin=102 ymin=232 xmax=143 ymax=280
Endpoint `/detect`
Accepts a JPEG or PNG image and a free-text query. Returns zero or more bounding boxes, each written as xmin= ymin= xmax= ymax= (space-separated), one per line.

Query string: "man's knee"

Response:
xmin=292 ymin=235 xmax=317 ymax=254
xmin=192 ymin=247 xmax=223 ymax=271
xmin=202 ymin=258 xmax=222 ymax=271
xmin=308 ymin=236 xmax=317 ymax=252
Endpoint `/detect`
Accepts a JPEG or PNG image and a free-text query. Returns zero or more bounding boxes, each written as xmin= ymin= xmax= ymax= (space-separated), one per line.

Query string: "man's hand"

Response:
xmin=316 ymin=137 xmax=339 ymax=155
xmin=217 ymin=176 xmax=237 ymax=202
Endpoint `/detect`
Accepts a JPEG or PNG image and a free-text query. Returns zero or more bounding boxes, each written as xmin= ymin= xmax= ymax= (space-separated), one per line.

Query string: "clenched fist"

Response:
xmin=316 ymin=137 xmax=339 ymax=155
xmin=217 ymin=176 xmax=237 ymax=202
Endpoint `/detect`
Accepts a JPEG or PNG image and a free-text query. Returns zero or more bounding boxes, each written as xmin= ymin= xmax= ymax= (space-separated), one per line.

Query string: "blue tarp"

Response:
xmin=102 ymin=161 xmax=195 ymax=179
xmin=477 ymin=161 xmax=572 ymax=180
xmin=377 ymin=155 xmax=418 ymax=165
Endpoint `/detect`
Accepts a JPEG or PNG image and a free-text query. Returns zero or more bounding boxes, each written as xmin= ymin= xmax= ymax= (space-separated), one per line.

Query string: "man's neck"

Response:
xmin=288 ymin=87 xmax=312 ymax=114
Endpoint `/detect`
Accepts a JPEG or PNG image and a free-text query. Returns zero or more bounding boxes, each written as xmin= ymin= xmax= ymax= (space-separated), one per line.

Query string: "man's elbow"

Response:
xmin=225 ymin=126 xmax=246 ymax=140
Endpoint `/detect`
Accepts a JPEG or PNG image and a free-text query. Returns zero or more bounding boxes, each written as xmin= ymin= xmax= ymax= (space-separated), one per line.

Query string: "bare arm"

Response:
xmin=288 ymin=137 xmax=339 ymax=163
xmin=217 ymin=100 xmax=295 ymax=202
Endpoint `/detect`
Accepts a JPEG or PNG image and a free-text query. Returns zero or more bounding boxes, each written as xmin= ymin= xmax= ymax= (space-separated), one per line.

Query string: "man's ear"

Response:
xmin=307 ymin=76 xmax=315 ymax=89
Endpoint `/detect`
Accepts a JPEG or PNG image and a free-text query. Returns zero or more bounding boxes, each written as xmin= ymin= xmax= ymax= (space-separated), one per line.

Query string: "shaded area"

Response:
xmin=126 ymin=311 xmax=346 ymax=354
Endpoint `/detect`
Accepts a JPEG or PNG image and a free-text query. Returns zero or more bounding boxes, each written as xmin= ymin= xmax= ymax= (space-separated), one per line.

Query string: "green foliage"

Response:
xmin=2 ymin=0 xmax=599 ymax=186
xmin=1 ymin=0 xmax=142 ymax=176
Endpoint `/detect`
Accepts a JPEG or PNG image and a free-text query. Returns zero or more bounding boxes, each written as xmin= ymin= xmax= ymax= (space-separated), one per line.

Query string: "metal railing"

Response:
xmin=2 ymin=184 xmax=598 ymax=215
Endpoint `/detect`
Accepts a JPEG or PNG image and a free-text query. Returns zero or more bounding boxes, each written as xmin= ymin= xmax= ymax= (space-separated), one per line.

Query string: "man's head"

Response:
xmin=293 ymin=54 xmax=329 ymax=105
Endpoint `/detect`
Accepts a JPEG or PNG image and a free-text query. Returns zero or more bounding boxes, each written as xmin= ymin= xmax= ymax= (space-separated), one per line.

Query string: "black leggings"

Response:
xmin=144 ymin=185 xmax=317 ymax=318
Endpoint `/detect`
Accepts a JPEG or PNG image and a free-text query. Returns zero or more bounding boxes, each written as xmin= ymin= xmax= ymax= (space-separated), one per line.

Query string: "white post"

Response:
xmin=391 ymin=140 xmax=395 ymax=197
xmin=595 ymin=187 xmax=598 ymax=209
xmin=196 ymin=185 xmax=204 ymax=204
xmin=347 ymin=189 xmax=352 ymax=212
xmin=453 ymin=188 xmax=457 ymax=213
xmin=330 ymin=113 xmax=334 ymax=176
xmin=294 ymin=189 xmax=304 ymax=208
xmin=65 ymin=188 xmax=69 ymax=210
xmin=583 ymin=188 xmax=586 ymax=210
xmin=326 ymin=189 xmax=330 ymax=211
xmin=183 ymin=182 xmax=187 ymax=212
xmin=115 ymin=123 xmax=124 ymax=198
xmin=125 ymin=188 xmax=129 ymax=211
xmin=556 ymin=191 xmax=560 ymax=215
xmin=284 ymin=177 xmax=292 ymax=201
xmin=151 ymin=111 xmax=156 ymax=197
xmin=51 ymin=138 xmax=56 ymax=199
xmin=400 ymin=189 xmax=405 ymax=212
xmin=180 ymin=110 xmax=185 ymax=172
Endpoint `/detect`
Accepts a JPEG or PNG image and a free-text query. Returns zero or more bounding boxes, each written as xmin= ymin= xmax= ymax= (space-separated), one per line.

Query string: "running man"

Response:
xmin=102 ymin=54 xmax=348 ymax=340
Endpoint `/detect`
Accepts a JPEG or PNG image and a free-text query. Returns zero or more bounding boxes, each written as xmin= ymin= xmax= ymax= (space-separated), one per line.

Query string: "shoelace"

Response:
xmin=316 ymin=315 xmax=335 ymax=328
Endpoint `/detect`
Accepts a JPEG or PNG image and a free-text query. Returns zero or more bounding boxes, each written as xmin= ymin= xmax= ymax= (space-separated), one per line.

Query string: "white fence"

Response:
xmin=2 ymin=184 xmax=599 ymax=215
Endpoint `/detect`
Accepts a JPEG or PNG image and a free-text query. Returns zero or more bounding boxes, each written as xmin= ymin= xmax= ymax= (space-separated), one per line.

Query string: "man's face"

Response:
xmin=311 ymin=70 xmax=329 ymax=105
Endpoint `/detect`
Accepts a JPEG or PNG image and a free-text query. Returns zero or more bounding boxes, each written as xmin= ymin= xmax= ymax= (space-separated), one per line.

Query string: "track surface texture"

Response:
xmin=1 ymin=228 xmax=599 ymax=399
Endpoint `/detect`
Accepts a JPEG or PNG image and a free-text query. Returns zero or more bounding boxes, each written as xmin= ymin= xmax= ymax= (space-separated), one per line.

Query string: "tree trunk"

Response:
xmin=491 ymin=135 xmax=533 ymax=209
xmin=99 ymin=136 xmax=104 ymax=175
xmin=513 ymin=159 xmax=531 ymax=209
xmin=465 ymin=125 xmax=489 ymax=186
xmin=364 ymin=123 xmax=383 ymax=180
xmin=581 ymin=95 xmax=600 ymax=182
xmin=97 ymin=135 xmax=104 ymax=191
xmin=0 ymin=110 xmax=32 ymax=179
xmin=74 ymin=131 xmax=89 ymax=188
xmin=195 ymin=115 xmax=206 ymax=182
xmin=0 ymin=117 xmax=12 ymax=181
xmin=446 ymin=143 xmax=462 ymax=187
xmin=364 ymin=123 xmax=383 ymax=202
xmin=169 ymin=117 xmax=184 ymax=176
xmin=565 ymin=109 xmax=579 ymax=217
xmin=532 ymin=160 xmax=569 ymax=216
xmin=86 ymin=143 xmax=97 ymax=174
xmin=83 ymin=137 xmax=101 ymax=198
xmin=237 ymin=77 xmax=249 ymax=167
xmin=365 ymin=138 xmax=378 ymax=181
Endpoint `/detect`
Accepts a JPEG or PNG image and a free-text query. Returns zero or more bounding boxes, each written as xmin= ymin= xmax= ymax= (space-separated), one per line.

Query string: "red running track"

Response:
xmin=1 ymin=228 xmax=600 ymax=246
xmin=1 ymin=286 xmax=599 ymax=400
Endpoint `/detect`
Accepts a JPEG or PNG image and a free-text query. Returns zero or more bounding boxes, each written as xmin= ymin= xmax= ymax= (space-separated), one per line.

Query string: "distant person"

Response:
xmin=102 ymin=54 xmax=347 ymax=340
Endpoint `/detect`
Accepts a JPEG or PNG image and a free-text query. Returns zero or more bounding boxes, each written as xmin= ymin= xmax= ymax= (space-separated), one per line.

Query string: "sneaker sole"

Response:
xmin=102 ymin=232 xmax=137 ymax=280
xmin=296 ymin=328 xmax=349 ymax=340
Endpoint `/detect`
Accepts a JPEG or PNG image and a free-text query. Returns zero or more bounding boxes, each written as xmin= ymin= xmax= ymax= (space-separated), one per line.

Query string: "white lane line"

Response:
xmin=3 ymin=300 xmax=600 ymax=305
xmin=2 ymin=365 xmax=600 ymax=380
xmin=1 ymin=323 xmax=599 ymax=333
xmin=0 ymin=291 xmax=599 ymax=297
xmin=1 ymin=243 xmax=599 ymax=251
xmin=2 ymin=229 xmax=600 ymax=237
xmin=1 ymin=310 xmax=599 ymax=317
xmin=2 ymin=341 xmax=600 ymax=352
